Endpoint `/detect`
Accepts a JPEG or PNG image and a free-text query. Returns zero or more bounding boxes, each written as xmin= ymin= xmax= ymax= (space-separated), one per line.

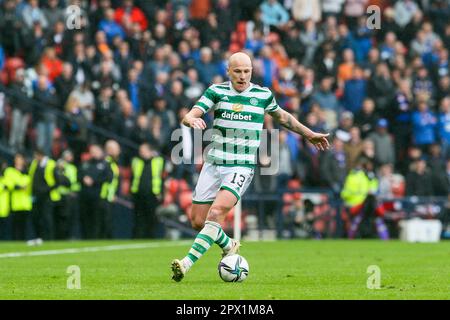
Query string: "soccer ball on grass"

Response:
xmin=218 ymin=254 xmax=249 ymax=282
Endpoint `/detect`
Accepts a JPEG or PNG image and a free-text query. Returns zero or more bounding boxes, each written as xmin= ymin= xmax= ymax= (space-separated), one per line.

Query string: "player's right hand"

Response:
xmin=189 ymin=118 xmax=207 ymax=130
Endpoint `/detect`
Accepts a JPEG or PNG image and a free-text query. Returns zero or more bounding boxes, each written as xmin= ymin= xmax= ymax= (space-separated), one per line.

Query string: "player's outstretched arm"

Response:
xmin=182 ymin=107 xmax=207 ymax=129
xmin=269 ymin=108 xmax=330 ymax=151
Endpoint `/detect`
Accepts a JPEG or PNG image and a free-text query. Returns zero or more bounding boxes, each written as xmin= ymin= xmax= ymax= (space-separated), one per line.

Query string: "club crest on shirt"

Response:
xmin=250 ymin=98 xmax=258 ymax=106
xmin=232 ymin=103 xmax=243 ymax=112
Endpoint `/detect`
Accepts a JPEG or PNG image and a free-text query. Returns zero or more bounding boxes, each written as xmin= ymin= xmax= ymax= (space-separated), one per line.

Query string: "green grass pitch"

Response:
xmin=0 ymin=240 xmax=449 ymax=299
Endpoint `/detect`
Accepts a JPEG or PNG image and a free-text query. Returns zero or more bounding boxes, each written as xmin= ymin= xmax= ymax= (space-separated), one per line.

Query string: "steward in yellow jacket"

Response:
xmin=131 ymin=143 xmax=165 ymax=239
xmin=4 ymin=153 xmax=32 ymax=240
xmin=29 ymin=149 xmax=62 ymax=240
xmin=0 ymin=163 xmax=11 ymax=240
xmin=100 ymin=140 xmax=121 ymax=239
xmin=341 ymin=159 xmax=389 ymax=240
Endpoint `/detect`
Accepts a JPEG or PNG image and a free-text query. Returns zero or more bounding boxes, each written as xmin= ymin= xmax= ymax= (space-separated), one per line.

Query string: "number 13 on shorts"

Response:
xmin=220 ymin=167 xmax=254 ymax=202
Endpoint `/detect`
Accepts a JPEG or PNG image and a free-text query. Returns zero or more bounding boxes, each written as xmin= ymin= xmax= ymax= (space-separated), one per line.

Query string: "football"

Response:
xmin=218 ymin=254 xmax=249 ymax=282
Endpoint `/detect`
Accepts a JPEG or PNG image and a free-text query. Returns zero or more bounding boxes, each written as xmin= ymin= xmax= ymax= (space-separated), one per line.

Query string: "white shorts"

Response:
xmin=192 ymin=162 xmax=255 ymax=204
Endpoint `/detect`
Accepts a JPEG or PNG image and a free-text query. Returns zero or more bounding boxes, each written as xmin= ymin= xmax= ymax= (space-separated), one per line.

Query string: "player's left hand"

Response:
xmin=307 ymin=132 xmax=330 ymax=151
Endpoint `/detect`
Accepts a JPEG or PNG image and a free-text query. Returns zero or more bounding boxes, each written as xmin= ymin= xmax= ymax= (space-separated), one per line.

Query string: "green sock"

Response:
xmin=182 ymin=221 xmax=232 ymax=270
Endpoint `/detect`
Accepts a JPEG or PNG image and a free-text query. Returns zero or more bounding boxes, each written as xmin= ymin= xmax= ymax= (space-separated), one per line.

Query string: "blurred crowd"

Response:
xmin=0 ymin=0 xmax=449 ymax=240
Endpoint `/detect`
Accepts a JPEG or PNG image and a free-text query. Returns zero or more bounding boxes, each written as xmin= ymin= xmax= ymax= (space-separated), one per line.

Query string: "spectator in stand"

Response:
xmin=195 ymin=47 xmax=219 ymax=87
xmin=64 ymin=95 xmax=89 ymax=162
xmin=114 ymin=0 xmax=148 ymax=33
xmin=21 ymin=0 xmax=49 ymax=30
xmin=99 ymin=8 xmax=126 ymax=45
xmin=343 ymin=66 xmax=367 ymax=113
xmin=131 ymin=114 xmax=153 ymax=146
xmin=94 ymin=86 xmax=120 ymax=133
xmin=89 ymin=0 xmax=111 ymax=26
xmin=201 ymin=13 xmax=221 ymax=48
xmin=352 ymin=16 xmax=372 ymax=63
xmin=334 ymin=111 xmax=354 ymax=143
xmin=0 ymin=0 xmax=24 ymax=57
xmin=149 ymin=71 xmax=170 ymax=104
xmin=336 ymin=23 xmax=356 ymax=55
xmin=368 ymin=62 xmax=396 ymax=113
xmin=298 ymin=67 xmax=315 ymax=104
xmin=33 ymin=75 xmax=57 ymax=156
xmin=147 ymin=97 xmax=176 ymax=143
xmin=413 ymin=67 xmax=435 ymax=103
xmin=245 ymin=29 xmax=266 ymax=57
xmin=344 ymin=126 xmax=364 ymax=171
xmin=0 ymin=44 xmax=4 ymax=72
xmin=316 ymin=48 xmax=338 ymax=79
xmin=41 ymin=47 xmax=63 ymax=84
xmin=411 ymin=29 xmax=429 ymax=57
xmin=319 ymin=136 xmax=347 ymax=195
xmin=337 ymin=48 xmax=356 ymax=88
xmin=361 ymin=48 xmax=380 ymax=78
xmin=436 ymin=76 xmax=450 ymax=104
xmin=305 ymin=105 xmax=327 ymax=134
xmin=166 ymin=80 xmax=188 ymax=113
xmin=378 ymin=163 xmax=405 ymax=199
xmin=311 ymin=76 xmax=339 ymax=130
xmin=359 ymin=138 xmax=377 ymax=167
xmin=68 ymin=82 xmax=95 ymax=123
xmin=43 ymin=0 xmax=64 ymax=30
xmin=213 ymin=0 xmax=239 ymax=49
xmin=54 ymin=63 xmax=76 ymax=110
xmin=272 ymin=67 xmax=297 ymax=108
xmin=299 ymin=19 xmax=324 ymax=67
xmin=437 ymin=97 xmax=450 ymax=158
xmin=428 ymin=143 xmax=449 ymax=196
xmin=406 ymin=157 xmax=434 ymax=196
xmin=322 ymin=0 xmax=345 ymax=20
xmin=343 ymin=0 xmax=368 ymax=30
xmin=254 ymin=46 xmax=278 ymax=88
xmin=432 ymin=48 xmax=449 ymax=85
xmin=123 ymin=67 xmax=145 ymax=114
xmin=292 ymin=0 xmax=321 ymax=23
xmin=117 ymin=95 xmax=136 ymax=141
xmin=184 ymin=67 xmax=205 ymax=104
xmin=368 ymin=119 xmax=395 ymax=167
xmin=354 ymin=98 xmax=378 ymax=139
xmin=379 ymin=31 xmax=397 ymax=64
xmin=260 ymin=0 xmax=290 ymax=31
xmin=411 ymin=98 xmax=437 ymax=152
xmin=394 ymin=0 xmax=419 ymax=30
xmin=8 ymin=69 xmax=32 ymax=152
xmin=115 ymin=41 xmax=133 ymax=82
xmin=422 ymin=21 xmax=441 ymax=52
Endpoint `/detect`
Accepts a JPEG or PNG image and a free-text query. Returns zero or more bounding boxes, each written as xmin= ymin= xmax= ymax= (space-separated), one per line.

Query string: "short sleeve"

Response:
xmin=193 ymin=86 xmax=218 ymax=113
xmin=265 ymin=93 xmax=281 ymax=113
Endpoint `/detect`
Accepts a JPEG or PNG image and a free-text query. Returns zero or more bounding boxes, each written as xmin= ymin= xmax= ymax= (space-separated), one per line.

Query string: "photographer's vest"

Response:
xmin=4 ymin=167 xmax=32 ymax=212
xmin=0 ymin=176 xmax=10 ymax=218
xmin=29 ymin=158 xmax=61 ymax=202
xmin=100 ymin=156 xmax=119 ymax=202
xmin=130 ymin=156 xmax=164 ymax=196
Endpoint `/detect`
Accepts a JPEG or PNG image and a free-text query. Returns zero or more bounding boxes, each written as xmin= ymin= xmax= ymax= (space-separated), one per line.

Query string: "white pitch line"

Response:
xmin=0 ymin=241 xmax=191 ymax=259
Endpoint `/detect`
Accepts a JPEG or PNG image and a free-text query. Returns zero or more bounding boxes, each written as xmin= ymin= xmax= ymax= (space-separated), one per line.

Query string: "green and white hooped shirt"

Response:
xmin=194 ymin=81 xmax=281 ymax=167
